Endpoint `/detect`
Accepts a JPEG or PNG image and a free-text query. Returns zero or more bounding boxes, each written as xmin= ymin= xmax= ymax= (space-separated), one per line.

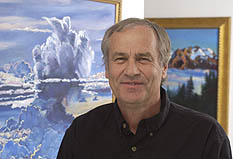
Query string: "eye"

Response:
xmin=113 ymin=57 xmax=127 ymax=63
xmin=137 ymin=57 xmax=152 ymax=63
xmin=139 ymin=57 xmax=150 ymax=61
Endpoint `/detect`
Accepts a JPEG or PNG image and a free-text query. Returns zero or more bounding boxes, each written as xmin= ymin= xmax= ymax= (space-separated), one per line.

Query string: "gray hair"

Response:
xmin=101 ymin=18 xmax=171 ymax=67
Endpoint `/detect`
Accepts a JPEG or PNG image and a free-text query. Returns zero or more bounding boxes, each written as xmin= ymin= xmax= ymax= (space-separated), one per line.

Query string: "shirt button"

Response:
xmin=149 ymin=132 xmax=153 ymax=136
xmin=123 ymin=123 xmax=127 ymax=129
xmin=131 ymin=146 xmax=137 ymax=152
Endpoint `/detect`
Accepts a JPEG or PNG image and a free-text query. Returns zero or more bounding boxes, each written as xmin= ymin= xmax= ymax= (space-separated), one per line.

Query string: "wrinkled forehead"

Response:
xmin=110 ymin=24 xmax=159 ymax=43
xmin=109 ymin=25 xmax=159 ymax=50
xmin=115 ymin=23 xmax=157 ymax=36
xmin=108 ymin=25 xmax=160 ymax=58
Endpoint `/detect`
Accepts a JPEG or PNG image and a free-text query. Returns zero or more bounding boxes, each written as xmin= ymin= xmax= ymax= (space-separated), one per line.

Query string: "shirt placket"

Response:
xmin=120 ymin=121 xmax=156 ymax=159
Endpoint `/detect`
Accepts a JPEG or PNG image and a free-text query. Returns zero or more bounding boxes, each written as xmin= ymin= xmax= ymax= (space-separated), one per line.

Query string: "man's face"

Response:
xmin=105 ymin=25 xmax=167 ymax=106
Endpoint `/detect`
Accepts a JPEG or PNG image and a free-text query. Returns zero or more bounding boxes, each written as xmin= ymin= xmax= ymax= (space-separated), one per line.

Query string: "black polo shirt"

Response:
xmin=57 ymin=88 xmax=232 ymax=159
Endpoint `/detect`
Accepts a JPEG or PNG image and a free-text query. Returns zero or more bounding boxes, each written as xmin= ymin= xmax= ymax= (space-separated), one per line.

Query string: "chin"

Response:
xmin=119 ymin=95 xmax=145 ymax=104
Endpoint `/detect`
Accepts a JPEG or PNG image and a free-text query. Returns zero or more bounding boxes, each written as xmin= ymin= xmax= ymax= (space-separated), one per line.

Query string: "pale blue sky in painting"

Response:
xmin=0 ymin=0 xmax=115 ymax=75
xmin=167 ymin=29 xmax=219 ymax=54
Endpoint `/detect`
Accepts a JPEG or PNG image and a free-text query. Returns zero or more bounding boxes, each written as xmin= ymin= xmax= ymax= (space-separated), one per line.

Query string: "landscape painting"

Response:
xmin=165 ymin=28 xmax=218 ymax=118
xmin=0 ymin=0 xmax=121 ymax=158
xmin=148 ymin=18 xmax=230 ymax=133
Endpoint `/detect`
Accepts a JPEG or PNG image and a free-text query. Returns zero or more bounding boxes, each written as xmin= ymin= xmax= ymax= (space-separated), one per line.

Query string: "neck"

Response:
xmin=117 ymin=98 xmax=161 ymax=134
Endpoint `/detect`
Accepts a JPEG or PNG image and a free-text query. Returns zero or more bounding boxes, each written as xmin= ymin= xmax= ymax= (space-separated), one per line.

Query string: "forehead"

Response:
xmin=111 ymin=24 xmax=157 ymax=39
xmin=109 ymin=25 xmax=158 ymax=53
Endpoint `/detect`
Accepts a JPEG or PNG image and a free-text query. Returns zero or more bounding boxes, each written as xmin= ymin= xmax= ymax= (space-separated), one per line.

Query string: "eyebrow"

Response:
xmin=135 ymin=52 xmax=153 ymax=58
xmin=111 ymin=52 xmax=128 ymax=59
xmin=111 ymin=52 xmax=153 ymax=59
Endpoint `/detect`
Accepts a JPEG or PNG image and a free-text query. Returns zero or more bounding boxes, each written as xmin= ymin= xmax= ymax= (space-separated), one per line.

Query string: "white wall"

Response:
xmin=145 ymin=0 xmax=233 ymax=150
xmin=122 ymin=0 xmax=144 ymax=19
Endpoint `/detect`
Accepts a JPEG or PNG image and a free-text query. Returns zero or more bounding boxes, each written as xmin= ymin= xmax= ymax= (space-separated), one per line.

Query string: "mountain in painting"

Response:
xmin=169 ymin=46 xmax=217 ymax=70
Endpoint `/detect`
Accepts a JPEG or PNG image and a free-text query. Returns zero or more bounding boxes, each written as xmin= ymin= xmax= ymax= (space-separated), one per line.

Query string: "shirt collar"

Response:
xmin=113 ymin=87 xmax=170 ymax=134
xmin=113 ymin=99 xmax=129 ymax=134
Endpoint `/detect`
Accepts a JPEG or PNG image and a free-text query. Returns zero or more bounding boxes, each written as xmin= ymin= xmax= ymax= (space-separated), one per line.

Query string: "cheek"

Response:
xmin=108 ymin=63 xmax=125 ymax=80
xmin=140 ymin=65 xmax=163 ymax=81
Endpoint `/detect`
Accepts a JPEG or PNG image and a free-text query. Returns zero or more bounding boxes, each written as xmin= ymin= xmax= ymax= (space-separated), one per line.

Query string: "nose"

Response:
xmin=124 ymin=59 xmax=140 ymax=77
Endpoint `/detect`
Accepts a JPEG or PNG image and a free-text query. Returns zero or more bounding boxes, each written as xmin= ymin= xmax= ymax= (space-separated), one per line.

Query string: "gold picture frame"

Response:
xmin=147 ymin=17 xmax=231 ymax=133
xmin=91 ymin=0 xmax=122 ymax=23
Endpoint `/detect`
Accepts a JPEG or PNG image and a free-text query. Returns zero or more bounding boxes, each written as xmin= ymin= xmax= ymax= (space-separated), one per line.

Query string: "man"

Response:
xmin=57 ymin=18 xmax=232 ymax=159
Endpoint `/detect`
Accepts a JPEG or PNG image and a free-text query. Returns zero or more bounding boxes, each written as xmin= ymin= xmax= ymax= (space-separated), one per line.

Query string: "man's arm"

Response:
xmin=202 ymin=123 xmax=232 ymax=159
xmin=220 ymin=139 xmax=232 ymax=159
xmin=57 ymin=122 xmax=77 ymax=159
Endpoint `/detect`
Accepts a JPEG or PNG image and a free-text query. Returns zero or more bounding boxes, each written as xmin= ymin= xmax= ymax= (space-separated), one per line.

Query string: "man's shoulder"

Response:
xmin=79 ymin=102 xmax=114 ymax=119
xmin=168 ymin=102 xmax=229 ymax=142
xmin=169 ymin=102 xmax=221 ymax=129
xmin=71 ymin=102 xmax=114 ymax=129
xmin=169 ymin=102 xmax=231 ymax=157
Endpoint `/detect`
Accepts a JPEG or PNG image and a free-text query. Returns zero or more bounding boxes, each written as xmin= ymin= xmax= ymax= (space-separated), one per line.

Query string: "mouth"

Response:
xmin=120 ymin=82 xmax=144 ymax=86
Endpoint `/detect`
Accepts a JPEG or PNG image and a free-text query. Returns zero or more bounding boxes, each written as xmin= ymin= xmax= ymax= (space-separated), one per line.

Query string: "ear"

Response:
xmin=105 ymin=65 xmax=109 ymax=79
xmin=105 ymin=71 xmax=109 ymax=79
xmin=162 ymin=64 xmax=168 ymax=79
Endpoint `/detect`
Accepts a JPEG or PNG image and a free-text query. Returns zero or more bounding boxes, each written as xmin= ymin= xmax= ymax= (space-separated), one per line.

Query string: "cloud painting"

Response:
xmin=0 ymin=0 xmax=116 ymax=158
